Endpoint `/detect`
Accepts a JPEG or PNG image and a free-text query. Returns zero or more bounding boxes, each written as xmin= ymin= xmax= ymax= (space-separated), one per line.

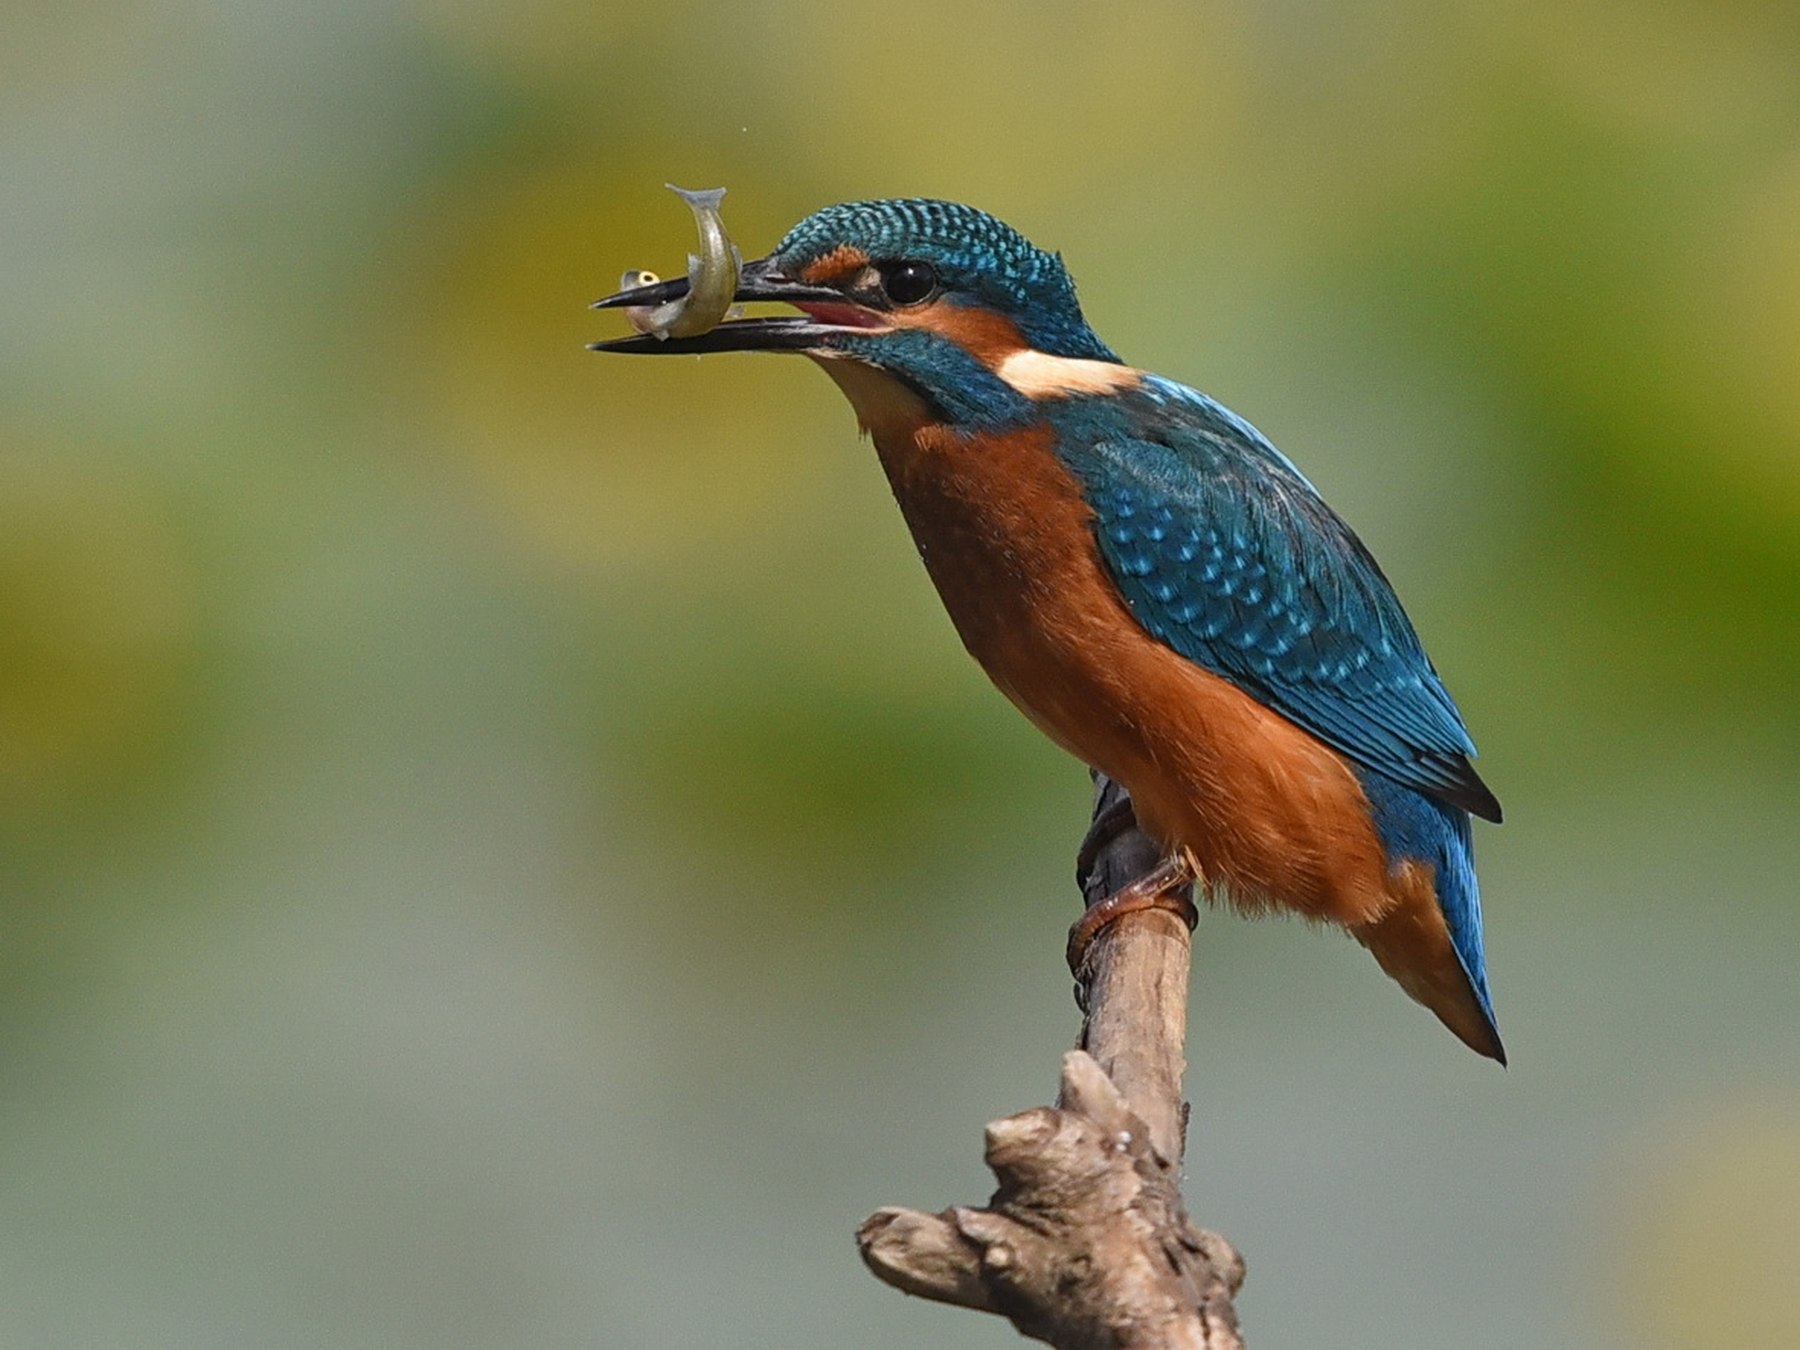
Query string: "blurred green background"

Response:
xmin=4 ymin=2 xmax=1798 ymax=1346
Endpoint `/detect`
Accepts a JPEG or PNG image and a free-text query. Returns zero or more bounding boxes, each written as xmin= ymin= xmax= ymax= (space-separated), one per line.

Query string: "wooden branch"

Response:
xmin=1070 ymin=773 xmax=1195 ymax=1164
xmin=857 ymin=774 xmax=1246 ymax=1347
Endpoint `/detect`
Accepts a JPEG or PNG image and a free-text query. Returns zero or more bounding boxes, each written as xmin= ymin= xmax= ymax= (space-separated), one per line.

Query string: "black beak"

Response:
xmin=588 ymin=256 xmax=879 ymax=354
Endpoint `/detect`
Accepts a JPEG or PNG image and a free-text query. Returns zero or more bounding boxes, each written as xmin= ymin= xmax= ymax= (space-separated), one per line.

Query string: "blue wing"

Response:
xmin=1051 ymin=378 xmax=1501 ymax=822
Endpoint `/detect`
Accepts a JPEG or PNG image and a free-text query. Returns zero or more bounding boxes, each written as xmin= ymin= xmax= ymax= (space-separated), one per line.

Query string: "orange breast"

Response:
xmin=814 ymin=355 xmax=1497 ymax=1056
xmin=851 ymin=392 xmax=1396 ymax=926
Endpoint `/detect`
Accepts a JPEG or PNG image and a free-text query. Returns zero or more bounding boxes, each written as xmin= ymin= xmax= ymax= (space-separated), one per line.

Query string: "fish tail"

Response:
xmin=666 ymin=184 xmax=727 ymax=212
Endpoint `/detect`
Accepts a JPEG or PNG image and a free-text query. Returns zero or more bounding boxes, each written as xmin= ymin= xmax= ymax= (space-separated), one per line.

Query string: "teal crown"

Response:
xmin=772 ymin=199 xmax=1119 ymax=362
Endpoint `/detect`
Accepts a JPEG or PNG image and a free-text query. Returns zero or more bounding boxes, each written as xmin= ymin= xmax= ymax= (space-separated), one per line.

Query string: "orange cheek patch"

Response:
xmin=889 ymin=302 xmax=1029 ymax=365
xmin=890 ymin=303 xmax=1142 ymax=398
xmin=799 ymin=245 xmax=872 ymax=286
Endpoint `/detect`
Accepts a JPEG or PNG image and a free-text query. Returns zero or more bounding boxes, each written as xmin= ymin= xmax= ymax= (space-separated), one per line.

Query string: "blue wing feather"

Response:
xmin=1049 ymin=377 xmax=1501 ymax=822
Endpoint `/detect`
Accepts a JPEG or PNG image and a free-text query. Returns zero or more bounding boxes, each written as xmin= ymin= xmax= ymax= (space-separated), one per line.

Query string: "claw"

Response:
xmin=1067 ymin=850 xmax=1200 ymax=977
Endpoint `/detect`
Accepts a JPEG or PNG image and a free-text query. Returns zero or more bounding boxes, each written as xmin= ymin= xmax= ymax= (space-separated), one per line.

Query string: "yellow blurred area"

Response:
xmin=411 ymin=162 xmax=832 ymax=575
xmin=2 ymin=2 xmax=1797 ymax=1348
xmin=0 ymin=441 xmax=195 ymax=818
xmin=1523 ymin=0 xmax=1798 ymax=142
xmin=1613 ymin=1099 xmax=1800 ymax=1346
xmin=1689 ymin=149 xmax=1800 ymax=499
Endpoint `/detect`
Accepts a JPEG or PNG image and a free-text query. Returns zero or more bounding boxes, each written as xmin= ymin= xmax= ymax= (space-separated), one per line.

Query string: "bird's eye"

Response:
xmin=876 ymin=260 xmax=938 ymax=307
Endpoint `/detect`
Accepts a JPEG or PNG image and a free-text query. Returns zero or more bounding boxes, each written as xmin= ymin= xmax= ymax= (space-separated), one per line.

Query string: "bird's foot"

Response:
xmin=1066 ymin=848 xmax=1201 ymax=977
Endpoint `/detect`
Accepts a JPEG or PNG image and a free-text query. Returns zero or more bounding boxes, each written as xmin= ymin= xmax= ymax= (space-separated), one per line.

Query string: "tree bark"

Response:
xmin=856 ymin=774 xmax=1246 ymax=1347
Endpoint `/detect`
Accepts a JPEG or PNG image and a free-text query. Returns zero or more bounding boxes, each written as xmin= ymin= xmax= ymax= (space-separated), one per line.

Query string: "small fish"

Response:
xmin=624 ymin=185 xmax=742 ymax=340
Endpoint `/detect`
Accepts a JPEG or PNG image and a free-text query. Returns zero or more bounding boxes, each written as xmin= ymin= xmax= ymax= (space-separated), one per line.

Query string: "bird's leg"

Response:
xmin=1074 ymin=785 xmax=1139 ymax=884
xmin=1066 ymin=846 xmax=1201 ymax=977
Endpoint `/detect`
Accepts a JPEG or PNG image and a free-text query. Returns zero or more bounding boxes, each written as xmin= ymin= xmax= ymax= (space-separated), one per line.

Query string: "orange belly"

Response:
xmin=868 ymin=412 xmax=1395 ymax=925
xmin=819 ymin=358 xmax=1498 ymax=1057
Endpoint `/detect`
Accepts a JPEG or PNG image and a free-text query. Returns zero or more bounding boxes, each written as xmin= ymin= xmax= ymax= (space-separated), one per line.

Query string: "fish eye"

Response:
xmin=876 ymin=260 xmax=938 ymax=307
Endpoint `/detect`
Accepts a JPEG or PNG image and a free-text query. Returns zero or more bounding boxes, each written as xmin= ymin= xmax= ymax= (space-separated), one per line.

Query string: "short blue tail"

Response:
xmin=1354 ymin=768 xmax=1503 ymax=1059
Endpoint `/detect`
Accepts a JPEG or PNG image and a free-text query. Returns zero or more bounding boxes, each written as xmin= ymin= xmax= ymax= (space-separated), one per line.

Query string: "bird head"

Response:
xmin=592 ymin=199 xmax=1127 ymax=429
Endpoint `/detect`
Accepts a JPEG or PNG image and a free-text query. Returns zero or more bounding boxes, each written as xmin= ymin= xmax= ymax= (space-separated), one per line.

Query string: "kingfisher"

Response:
xmin=591 ymin=199 xmax=1504 ymax=1062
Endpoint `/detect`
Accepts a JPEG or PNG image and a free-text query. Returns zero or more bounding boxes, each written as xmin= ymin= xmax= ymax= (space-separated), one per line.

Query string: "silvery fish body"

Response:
xmin=625 ymin=185 xmax=741 ymax=340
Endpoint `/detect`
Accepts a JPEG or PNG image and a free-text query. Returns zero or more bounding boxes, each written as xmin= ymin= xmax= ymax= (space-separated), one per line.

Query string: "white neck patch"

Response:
xmin=992 ymin=348 xmax=1141 ymax=399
